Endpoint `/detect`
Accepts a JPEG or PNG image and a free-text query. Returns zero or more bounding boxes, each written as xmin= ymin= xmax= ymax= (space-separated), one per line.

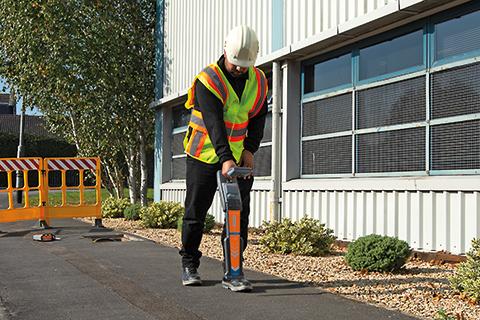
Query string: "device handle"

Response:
xmin=226 ymin=167 xmax=253 ymax=179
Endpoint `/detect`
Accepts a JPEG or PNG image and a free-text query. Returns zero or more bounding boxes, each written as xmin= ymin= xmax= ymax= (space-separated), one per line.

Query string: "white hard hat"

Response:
xmin=224 ymin=25 xmax=259 ymax=68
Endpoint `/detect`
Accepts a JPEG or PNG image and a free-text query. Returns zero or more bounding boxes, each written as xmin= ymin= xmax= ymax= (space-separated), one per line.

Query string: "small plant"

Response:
xmin=124 ymin=203 xmax=142 ymax=221
xmin=203 ymin=213 xmax=216 ymax=233
xmin=435 ymin=309 xmax=457 ymax=320
xmin=140 ymin=201 xmax=184 ymax=228
xmin=449 ymin=238 xmax=480 ymax=304
xmin=101 ymin=196 xmax=130 ymax=218
xmin=345 ymin=234 xmax=411 ymax=272
xmin=259 ymin=217 xmax=336 ymax=256
xmin=177 ymin=213 xmax=216 ymax=233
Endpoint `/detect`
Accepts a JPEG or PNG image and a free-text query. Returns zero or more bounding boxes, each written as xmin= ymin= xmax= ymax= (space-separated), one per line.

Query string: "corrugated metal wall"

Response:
xmin=162 ymin=189 xmax=271 ymax=228
xmin=163 ymin=188 xmax=480 ymax=254
xmin=163 ymin=0 xmax=402 ymax=96
xmin=283 ymin=190 xmax=480 ymax=255
xmin=163 ymin=0 xmax=272 ymax=96
xmin=284 ymin=0 xmax=396 ymax=48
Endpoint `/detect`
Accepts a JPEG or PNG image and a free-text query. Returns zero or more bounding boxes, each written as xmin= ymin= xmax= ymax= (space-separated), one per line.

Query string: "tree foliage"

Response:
xmin=0 ymin=0 xmax=156 ymax=202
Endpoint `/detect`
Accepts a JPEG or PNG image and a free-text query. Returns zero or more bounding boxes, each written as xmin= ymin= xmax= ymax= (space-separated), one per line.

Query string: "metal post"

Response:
xmin=14 ymin=94 xmax=25 ymax=204
xmin=270 ymin=61 xmax=282 ymax=222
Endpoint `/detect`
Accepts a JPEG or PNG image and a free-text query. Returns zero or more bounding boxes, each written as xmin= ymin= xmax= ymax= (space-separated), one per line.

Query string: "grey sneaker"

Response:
xmin=182 ymin=267 xmax=202 ymax=286
xmin=222 ymin=276 xmax=253 ymax=292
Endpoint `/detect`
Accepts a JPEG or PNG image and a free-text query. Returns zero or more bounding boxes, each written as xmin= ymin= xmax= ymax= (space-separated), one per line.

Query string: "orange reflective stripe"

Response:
xmin=202 ymin=72 xmax=224 ymax=103
xmin=185 ymin=129 xmax=196 ymax=153
xmin=210 ymin=66 xmax=229 ymax=102
xmin=249 ymin=68 xmax=267 ymax=118
xmin=185 ymin=83 xmax=196 ymax=109
xmin=189 ymin=110 xmax=207 ymax=131
xmin=191 ymin=109 xmax=246 ymax=140
xmin=225 ymin=120 xmax=248 ymax=140
xmin=225 ymin=120 xmax=248 ymax=129
xmin=196 ymin=134 xmax=207 ymax=157
xmin=188 ymin=121 xmax=206 ymax=133
xmin=229 ymin=135 xmax=246 ymax=142
xmin=188 ymin=130 xmax=207 ymax=157
xmin=201 ymin=66 xmax=228 ymax=104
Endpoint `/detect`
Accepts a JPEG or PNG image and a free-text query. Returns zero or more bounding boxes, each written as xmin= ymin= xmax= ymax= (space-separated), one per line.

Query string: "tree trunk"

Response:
xmin=126 ymin=146 xmax=139 ymax=204
xmin=103 ymin=161 xmax=123 ymax=198
xmin=103 ymin=161 xmax=121 ymax=198
xmin=112 ymin=162 xmax=124 ymax=198
xmin=139 ymin=130 xmax=148 ymax=207
xmin=69 ymin=109 xmax=81 ymax=151
xmin=101 ymin=164 xmax=115 ymax=197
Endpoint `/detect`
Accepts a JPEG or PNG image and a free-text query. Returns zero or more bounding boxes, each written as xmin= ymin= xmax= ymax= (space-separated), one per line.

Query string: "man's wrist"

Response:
xmin=220 ymin=155 xmax=235 ymax=164
xmin=243 ymin=148 xmax=254 ymax=155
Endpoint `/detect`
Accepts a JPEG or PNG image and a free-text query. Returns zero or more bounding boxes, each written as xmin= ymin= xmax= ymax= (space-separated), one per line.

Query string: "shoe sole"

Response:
xmin=222 ymin=281 xmax=252 ymax=292
xmin=182 ymin=279 xmax=202 ymax=286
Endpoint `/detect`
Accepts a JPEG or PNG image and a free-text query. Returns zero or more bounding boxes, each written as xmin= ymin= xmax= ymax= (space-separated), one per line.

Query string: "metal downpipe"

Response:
xmin=270 ymin=61 xmax=282 ymax=222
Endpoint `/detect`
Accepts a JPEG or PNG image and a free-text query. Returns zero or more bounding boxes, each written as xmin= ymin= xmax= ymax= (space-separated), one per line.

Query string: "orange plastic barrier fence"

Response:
xmin=43 ymin=157 xmax=102 ymax=221
xmin=0 ymin=158 xmax=44 ymax=223
xmin=0 ymin=157 xmax=102 ymax=227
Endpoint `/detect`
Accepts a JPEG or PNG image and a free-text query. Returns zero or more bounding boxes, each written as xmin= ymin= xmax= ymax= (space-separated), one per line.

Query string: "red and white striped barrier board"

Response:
xmin=0 ymin=158 xmax=41 ymax=172
xmin=47 ymin=158 xmax=97 ymax=171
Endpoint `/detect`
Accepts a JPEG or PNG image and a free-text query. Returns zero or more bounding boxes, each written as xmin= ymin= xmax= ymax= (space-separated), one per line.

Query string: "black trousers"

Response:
xmin=180 ymin=156 xmax=253 ymax=268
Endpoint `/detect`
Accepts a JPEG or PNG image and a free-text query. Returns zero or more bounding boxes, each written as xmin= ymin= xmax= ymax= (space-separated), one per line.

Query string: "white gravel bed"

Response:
xmin=85 ymin=218 xmax=480 ymax=320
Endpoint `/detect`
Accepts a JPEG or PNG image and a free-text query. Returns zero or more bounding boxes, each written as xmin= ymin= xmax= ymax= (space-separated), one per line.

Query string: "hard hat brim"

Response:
xmin=226 ymin=54 xmax=255 ymax=68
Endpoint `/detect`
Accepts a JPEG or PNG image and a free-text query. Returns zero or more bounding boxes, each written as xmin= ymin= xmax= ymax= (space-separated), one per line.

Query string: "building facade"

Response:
xmin=0 ymin=93 xmax=14 ymax=114
xmin=152 ymin=0 xmax=480 ymax=255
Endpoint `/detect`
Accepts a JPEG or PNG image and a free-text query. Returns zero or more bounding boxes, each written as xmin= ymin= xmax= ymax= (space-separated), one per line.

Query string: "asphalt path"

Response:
xmin=0 ymin=219 xmax=418 ymax=320
xmin=0 ymin=192 xmax=26 ymax=210
xmin=0 ymin=193 xmax=10 ymax=210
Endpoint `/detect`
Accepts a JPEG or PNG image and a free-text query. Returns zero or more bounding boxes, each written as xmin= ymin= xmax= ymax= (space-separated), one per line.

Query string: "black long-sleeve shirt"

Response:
xmin=193 ymin=56 xmax=268 ymax=164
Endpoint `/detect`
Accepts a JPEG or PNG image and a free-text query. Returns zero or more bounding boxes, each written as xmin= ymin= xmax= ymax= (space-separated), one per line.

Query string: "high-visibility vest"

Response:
xmin=183 ymin=63 xmax=268 ymax=164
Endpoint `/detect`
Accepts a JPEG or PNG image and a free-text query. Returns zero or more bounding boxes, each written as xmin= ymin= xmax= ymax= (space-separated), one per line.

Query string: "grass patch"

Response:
xmin=24 ymin=188 xmax=154 ymax=206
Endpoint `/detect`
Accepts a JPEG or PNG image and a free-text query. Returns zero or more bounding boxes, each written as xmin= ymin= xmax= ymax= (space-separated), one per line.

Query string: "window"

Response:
xmin=170 ymin=102 xmax=188 ymax=180
xmin=304 ymin=53 xmax=351 ymax=94
xmin=434 ymin=8 xmax=480 ymax=62
xmin=301 ymin=4 xmax=480 ymax=177
xmin=359 ymin=29 xmax=423 ymax=81
xmin=431 ymin=120 xmax=480 ymax=170
xmin=430 ymin=33 xmax=480 ymax=172
xmin=253 ymin=72 xmax=273 ymax=177
xmin=303 ymin=93 xmax=351 ymax=136
xmin=356 ymin=128 xmax=425 ymax=173
xmin=430 ymin=63 xmax=480 ymax=119
xmin=301 ymin=93 xmax=352 ymax=175
xmin=302 ymin=136 xmax=352 ymax=175
xmin=253 ymin=145 xmax=272 ymax=176
xmin=172 ymin=105 xmax=190 ymax=128
xmin=356 ymin=77 xmax=425 ymax=129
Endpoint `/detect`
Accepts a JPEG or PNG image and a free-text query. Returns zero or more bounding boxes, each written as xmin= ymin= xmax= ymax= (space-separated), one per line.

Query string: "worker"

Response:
xmin=180 ymin=25 xmax=268 ymax=292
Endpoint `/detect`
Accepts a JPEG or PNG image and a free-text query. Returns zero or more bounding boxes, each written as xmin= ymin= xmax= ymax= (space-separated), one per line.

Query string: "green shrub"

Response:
xmin=140 ymin=201 xmax=184 ymax=228
xmin=203 ymin=213 xmax=216 ymax=233
xmin=449 ymin=238 xmax=480 ymax=304
xmin=259 ymin=217 xmax=336 ymax=256
xmin=345 ymin=234 xmax=411 ymax=272
xmin=102 ymin=196 xmax=130 ymax=218
xmin=124 ymin=203 xmax=142 ymax=221
xmin=177 ymin=213 xmax=216 ymax=233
